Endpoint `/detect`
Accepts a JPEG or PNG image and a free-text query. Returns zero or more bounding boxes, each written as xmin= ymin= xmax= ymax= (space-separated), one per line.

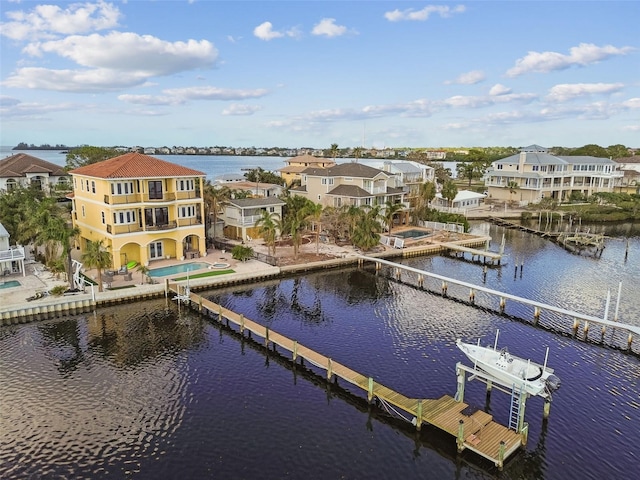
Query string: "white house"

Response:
xmin=0 ymin=222 xmax=26 ymax=277
xmin=432 ymin=190 xmax=487 ymax=212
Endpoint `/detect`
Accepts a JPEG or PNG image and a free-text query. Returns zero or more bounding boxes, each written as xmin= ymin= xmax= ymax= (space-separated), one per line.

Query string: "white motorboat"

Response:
xmin=456 ymin=331 xmax=561 ymax=397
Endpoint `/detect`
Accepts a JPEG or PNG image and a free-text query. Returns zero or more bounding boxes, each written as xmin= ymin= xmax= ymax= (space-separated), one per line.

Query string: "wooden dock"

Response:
xmin=441 ymin=242 xmax=503 ymax=264
xmin=175 ymin=286 xmax=524 ymax=469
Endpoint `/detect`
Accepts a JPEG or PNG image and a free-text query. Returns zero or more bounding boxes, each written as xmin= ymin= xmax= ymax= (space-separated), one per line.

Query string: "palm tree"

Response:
xmin=441 ymin=180 xmax=458 ymax=208
xmin=81 ymin=239 xmax=112 ymax=292
xmin=254 ymin=210 xmax=280 ymax=256
xmin=383 ymin=200 xmax=404 ymax=234
xmin=283 ymin=196 xmax=310 ymax=260
xmin=203 ymin=182 xmax=230 ymax=239
xmin=330 ymin=143 xmax=339 ymax=162
xmin=351 ymin=206 xmax=383 ymax=251
xmin=304 ymin=202 xmax=324 ymax=254
xmin=136 ymin=264 xmax=150 ymax=286
xmin=352 ymin=146 xmax=362 ymax=163
xmin=507 ymin=181 xmax=520 ymax=204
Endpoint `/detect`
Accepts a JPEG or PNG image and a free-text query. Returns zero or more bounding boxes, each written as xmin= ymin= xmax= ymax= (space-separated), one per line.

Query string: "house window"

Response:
xmin=497 ymin=165 xmax=503 ymax=170
xmin=178 ymin=205 xmax=196 ymax=218
xmin=177 ymin=179 xmax=194 ymax=191
xmin=318 ymin=195 xmax=321 ymax=201
xmin=6 ymin=179 xmax=17 ymax=191
xmin=113 ymin=210 xmax=137 ymax=224
xmin=344 ymin=177 xmax=353 ymax=181
xmin=269 ymin=207 xmax=275 ymax=213
xmin=532 ymin=166 xmax=539 ymax=171
xmin=148 ymin=181 xmax=163 ymax=199
xmin=91 ymin=181 xmax=96 ymax=194
xmin=81 ymin=205 xmax=86 ymax=217
xmin=85 ymin=180 xmax=89 ymax=191
xmin=111 ymin=182 xmax=134 ymax=195
xmin=101 ymin=212 xmax=105 ymax=224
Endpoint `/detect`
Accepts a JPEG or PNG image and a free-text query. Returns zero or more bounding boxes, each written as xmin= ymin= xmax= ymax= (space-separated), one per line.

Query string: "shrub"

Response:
xmin=231 ymin=245 xmax=254 ymax=262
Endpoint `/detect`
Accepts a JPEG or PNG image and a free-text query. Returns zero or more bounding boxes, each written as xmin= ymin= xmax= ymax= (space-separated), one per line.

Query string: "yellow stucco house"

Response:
xmin=69 ymin=153 xmax=206 ymax=270
xmin=278 ymin=153 xmax=336 ymax=186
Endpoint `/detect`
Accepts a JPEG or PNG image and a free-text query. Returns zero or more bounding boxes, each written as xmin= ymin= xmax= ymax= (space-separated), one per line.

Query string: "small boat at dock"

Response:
xmin=456 ymin=330 xmax=561 ymax=398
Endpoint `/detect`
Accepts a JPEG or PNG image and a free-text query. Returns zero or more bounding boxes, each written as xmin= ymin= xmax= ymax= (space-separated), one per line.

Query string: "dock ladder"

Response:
xmin=509 ymin=384 xmax=524 ymax=431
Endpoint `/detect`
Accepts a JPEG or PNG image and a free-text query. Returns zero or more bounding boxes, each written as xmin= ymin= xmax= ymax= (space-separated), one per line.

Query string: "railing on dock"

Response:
xmin=357 ymin=255 xmax=640 ymax=356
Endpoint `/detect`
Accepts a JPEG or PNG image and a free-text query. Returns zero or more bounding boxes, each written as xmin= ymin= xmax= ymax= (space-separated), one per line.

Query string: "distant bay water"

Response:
xmin=1 ymin=146 xmax=459 ymax=180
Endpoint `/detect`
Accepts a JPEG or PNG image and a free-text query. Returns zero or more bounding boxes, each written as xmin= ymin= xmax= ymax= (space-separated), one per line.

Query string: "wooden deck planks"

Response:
xmin=180 ymin=289 xmax=524 ymax=468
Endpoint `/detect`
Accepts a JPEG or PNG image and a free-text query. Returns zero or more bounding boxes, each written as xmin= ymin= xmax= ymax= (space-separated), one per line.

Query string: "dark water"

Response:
xmin=1 ymin=223 xmax=639 ymax=479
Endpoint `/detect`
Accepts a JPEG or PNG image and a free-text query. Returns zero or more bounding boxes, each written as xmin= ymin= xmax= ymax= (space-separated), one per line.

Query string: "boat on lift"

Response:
xmin=456 ymin=330 xmax=561 ymax=397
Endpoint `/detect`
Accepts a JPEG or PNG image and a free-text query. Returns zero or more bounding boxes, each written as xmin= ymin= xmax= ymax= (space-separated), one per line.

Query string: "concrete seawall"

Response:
xmin=0 ymin=237 xmax=490 ymax=325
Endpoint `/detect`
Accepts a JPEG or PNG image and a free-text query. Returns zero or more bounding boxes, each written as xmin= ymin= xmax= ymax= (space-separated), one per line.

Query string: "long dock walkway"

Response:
xmin=177 ymin=287 xmax=522 ymax=469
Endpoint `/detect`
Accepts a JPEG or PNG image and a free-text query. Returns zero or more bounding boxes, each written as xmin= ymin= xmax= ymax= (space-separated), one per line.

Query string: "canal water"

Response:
xmin=1 ymin=223 xmax=639 ymax=479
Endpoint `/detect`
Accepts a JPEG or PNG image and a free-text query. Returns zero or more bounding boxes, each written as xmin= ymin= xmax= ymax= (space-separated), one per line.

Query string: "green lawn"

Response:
xmin=171 ymin=269 xmax=235 ymax=281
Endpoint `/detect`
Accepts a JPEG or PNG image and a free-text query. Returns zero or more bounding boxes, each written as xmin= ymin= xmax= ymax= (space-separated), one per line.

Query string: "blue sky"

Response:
xmin=1 ymin=0 xmax=638 ymax=149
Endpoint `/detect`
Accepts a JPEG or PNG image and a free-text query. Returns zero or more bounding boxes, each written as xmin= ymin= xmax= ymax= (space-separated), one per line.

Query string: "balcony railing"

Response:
xmin=175 ymin=191 xmax=201 ymax=200
xmin=145 ymin=221 xmax=178 ymax=231
xmin=103 ymin=192 xmax=177 ymax=204
xmin=177 ymin=217 xmax=203 ymax=227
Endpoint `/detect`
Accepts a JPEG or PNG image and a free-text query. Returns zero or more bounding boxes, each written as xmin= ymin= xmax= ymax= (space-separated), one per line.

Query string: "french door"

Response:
xmin=149 ymin=241 xmax=164 ymax=259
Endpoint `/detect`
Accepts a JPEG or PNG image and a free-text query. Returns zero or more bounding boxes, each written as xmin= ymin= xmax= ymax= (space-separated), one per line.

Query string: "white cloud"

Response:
xmin=445 ymin=70 xmax=485 ymax=85
xmin=163 ymin=86 xmax=269 ymax=101
xmin=311 ymin=18 xmax=348 ymax=38
xmin=622 ymin=125 xmax=640 ymax=132
xmin=253 ymin=21 xmax=284 ymax=41
xmin=622 ymin=98 xmax=640 ymax=109
xmin=253 ymin=22 xmax=300 ymax=41
xmin=547 ymin=83 xmax=625 ymax=102
xmin=23 ymin=32 xmax=217 ymax=75
xmin=489 ymin=84 xmax=512 ymax=96
xmin=117 ymin=94 xmax=184 ymax=106
xmin=222 ymin=104 xmax=263 ymax=115
xmin=384 ymin=5 xmax=466 ymax=22
xmin=506 ymin=43 xmax=634 ymax=77
xmin=3 ymin=67 xmax=149 ymax=92
xmin=0 ymin=0 xmax=121 ymax=41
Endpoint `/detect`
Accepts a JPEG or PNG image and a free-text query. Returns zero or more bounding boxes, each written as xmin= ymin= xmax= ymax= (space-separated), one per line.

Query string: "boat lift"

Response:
xmin=455 ymin=361 xmax=553 ymax=443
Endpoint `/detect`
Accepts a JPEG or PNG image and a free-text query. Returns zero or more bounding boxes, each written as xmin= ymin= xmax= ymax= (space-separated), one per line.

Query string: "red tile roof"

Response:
xmin=69 ymin=152 xmax=205 ymax=179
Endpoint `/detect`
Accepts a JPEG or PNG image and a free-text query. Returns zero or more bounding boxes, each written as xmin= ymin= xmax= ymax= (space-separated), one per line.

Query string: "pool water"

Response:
xmin=0 ymin=280 xmax=20 ymax=289
xmin=393 ymin=228 xmax=432 ymax=239
xmin=148 ymin=262 xmax=211 ymax=277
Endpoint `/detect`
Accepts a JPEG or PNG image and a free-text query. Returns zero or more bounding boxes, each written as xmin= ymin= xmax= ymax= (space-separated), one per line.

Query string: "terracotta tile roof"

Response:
xmin=69 ymin=152 xmax=205 ymax=179
xmin=0 ymin=153 xmax=68 ymax=178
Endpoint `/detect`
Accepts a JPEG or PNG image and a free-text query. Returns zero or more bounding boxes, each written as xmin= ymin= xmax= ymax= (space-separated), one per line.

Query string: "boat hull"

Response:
xmin=456 ymin=340 xmax=555 ymax=397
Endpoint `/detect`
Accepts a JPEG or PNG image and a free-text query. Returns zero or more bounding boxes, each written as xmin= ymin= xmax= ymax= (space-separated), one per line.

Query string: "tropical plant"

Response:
xmin=203 ymin=182 xmax=230 ymax=239
xmin=254 ymin=210 xmax=281 ymax=256
xmin=351 ymin=205 xmax=383 ymax=251
xmin=383 ymin=200 xmax=404 ymax=234
xmin=231 ymin=244 xmax=254 ymax=262
xmin=282 ymin=196 xmax=311 ymax=260
xmin=304 ymin=201 xmax=324 ymax=254
xmin=441 ymin=180 xmax=458 ymax=207
xmin=352 ymin=146 xmax=362 ymax=163
xmin=330 ymin=143 xmax=339 ymax=162
xmin=507 ymin=181 xmax=519 ymax=203
xmin=65 ymin=146 xmax=119 ymax=170
xmin=136 ymin=264 xmax=150 ymax=285
xmin=81 ymin=239 xmax=112 ymax=292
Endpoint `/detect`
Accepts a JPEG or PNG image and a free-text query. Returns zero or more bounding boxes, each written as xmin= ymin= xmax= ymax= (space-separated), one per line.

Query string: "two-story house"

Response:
xmin=0 ymin=153 xmax=70 ymax=195
xmin=292 ymin=162 xmax=409 ymax=225
xmin=278 ymin=153 xmax=336 ymax=186
xmin=383 ymin=161 xmax=434 ymax=208
xmin=222 ymin=198 xmax=286 ymax=241
xmin=69 ymin=153 xmax=206 ymax=269
xmin=484 ymin=145 xmax=622 ymax=204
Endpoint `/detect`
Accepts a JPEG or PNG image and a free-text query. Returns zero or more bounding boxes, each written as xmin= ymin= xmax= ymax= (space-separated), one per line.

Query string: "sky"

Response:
xmin=0 ymin=0 xmax=638 ymax=150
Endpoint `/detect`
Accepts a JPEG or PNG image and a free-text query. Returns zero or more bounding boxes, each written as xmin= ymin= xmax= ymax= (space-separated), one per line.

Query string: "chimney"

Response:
xmin=518 ymin=151 xmax=526 ymax=171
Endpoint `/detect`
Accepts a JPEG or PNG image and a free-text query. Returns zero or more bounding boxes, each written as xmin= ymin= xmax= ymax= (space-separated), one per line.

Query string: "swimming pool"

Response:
xmin=0 ymin=280 xmax=20 ymax=289
xmin=148 ymin=262 xmax=212 ymax=277
xmin=393 ymin=228 xmax=432 ymax=239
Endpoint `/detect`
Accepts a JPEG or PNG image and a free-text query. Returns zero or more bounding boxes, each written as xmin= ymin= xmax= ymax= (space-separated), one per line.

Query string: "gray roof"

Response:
xmin=326 ymin=184 xmax=372 ymax=198
xmin=495 ymin=152 xmax=614 ymax=166
xmin=227 ymin=198 xmax=285 ymax=208
xmin=0 ymin=222 xmax=9 ymax=238
xmin=303 ymin=162 xmax=389 ymax=179
xmin=386 ymin=161 xmax=422 ymax=174
xmin=519 ymin=144 xmax=548 ymax=153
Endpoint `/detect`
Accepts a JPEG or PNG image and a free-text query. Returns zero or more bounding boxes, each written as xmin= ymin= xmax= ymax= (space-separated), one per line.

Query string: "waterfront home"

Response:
xmin=278 ymin=153 xmax=336 ymax=186
xmin=291 ymin=162 xmax=410 ymax=226
xmin=69 ymin=153 xmax=206 ymax=270
xmin=0 ymin=153 xmax=70 ymax=195
xmin=383 ymin=161 xmax=435 ymax=208
xmin=223 ymin=180 xmax=284 ymax=198
xmin=431 ymin=190 xmax=487 ymax=213
xmin=0 ymin=221 xmax=26 ymax=276
xmin=222 ymin=198 xmax=286 ymax=241
xmin=484 ymin=145 xmax=623 ymax=204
